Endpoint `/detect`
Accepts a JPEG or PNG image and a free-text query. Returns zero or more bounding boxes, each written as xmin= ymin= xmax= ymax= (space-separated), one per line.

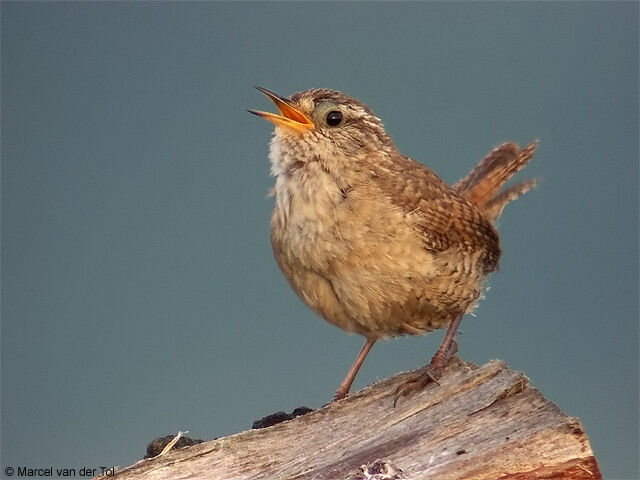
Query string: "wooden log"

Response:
xmin=99 ymin=358 xmax=602 ymax=480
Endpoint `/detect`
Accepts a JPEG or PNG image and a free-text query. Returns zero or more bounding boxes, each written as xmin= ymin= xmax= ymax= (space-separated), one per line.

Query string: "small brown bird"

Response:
xmin=250 ymin=87 xmax=538 ymax=403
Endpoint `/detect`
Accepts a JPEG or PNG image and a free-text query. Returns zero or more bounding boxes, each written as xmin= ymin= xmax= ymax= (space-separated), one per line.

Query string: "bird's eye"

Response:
xmin=326 ymin=110 xmax=343 ymax=127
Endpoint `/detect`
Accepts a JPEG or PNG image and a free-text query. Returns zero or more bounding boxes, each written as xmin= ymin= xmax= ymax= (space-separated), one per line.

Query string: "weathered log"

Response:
xmin=100 ymin=358 xmax=601 ymax=479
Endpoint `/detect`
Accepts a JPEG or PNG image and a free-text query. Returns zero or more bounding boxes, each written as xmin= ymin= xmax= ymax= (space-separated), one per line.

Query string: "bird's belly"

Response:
xmin=270 ymin=187 xmax=487 ymax=338
xmin=325 ymin=246 xmax=484 ymax=337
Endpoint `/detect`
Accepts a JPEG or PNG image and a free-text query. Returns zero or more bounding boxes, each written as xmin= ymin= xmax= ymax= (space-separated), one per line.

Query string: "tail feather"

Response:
xmin=454 ymin=142 xmax=521 ymax=201
xmin=455 ymin=141 xmax=539 ymax=221
xmin=482 ymin=178 xmax=538 ymax=222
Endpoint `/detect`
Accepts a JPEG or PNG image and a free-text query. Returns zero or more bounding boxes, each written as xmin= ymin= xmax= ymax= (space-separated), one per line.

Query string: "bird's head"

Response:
xmin=250 ymin=87 xmax=395 ymax=177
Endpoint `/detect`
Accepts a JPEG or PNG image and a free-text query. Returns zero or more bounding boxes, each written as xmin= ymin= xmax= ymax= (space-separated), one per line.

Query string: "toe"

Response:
xmin=393 ymin=366 xmax=445 ymax=407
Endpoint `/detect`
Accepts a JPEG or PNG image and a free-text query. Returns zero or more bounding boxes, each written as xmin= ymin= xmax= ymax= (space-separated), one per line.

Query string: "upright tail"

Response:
xmin=454 ymin=141 xmax=539 ymax=222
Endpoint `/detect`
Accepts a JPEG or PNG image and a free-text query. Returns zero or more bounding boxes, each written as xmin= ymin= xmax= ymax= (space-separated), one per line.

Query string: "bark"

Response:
xmin=99 ymin=358 xmax=601 ymax=480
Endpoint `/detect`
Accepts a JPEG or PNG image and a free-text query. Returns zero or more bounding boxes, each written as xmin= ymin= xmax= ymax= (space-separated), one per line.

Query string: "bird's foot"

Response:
xmin=393 ymin=338 xmax=458 ymax=407
xmin=333 ymin=386 xmax=349 ymax=402
xmin=393 ymin=362 xmax=446 ymax=407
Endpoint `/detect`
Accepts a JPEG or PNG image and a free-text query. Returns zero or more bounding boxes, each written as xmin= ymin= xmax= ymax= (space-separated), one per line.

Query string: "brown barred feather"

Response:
xmin=455 ymin=141 xmax=539 ymax=220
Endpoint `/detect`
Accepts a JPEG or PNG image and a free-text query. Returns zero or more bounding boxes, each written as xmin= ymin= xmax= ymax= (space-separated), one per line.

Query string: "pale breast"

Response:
xmin=269 ymin=164 xmax=479 ymax=338
xmin=270 ymin=162 xmax=351 ymax=273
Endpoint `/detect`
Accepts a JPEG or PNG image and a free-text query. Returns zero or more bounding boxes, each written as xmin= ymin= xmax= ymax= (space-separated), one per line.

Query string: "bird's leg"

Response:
xmin=394 ymin=313 xmax=464 ymax=406
xmin=333 ymin=337 xmax=376 ymax=401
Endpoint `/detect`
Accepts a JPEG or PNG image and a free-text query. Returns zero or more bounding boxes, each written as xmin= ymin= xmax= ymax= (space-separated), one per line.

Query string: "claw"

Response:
xmin=392 ymin=313 xmax=464 ymax=407
xmin=393 ymin=364 xmax=445 ymax=407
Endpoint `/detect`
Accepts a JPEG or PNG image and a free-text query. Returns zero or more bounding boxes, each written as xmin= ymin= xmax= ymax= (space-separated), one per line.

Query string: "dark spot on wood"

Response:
xmin=292 ymin=406 xmax=314 ymax=417
xmin=252 ymin=411 xmax=290 ymax=429
xmin=252 ymin=406 xmax=314 ymax=429
xmin=456 ymin=448 xmax=466 ymax=455
xmin=145 ymin=435 xmax=205 ymax=459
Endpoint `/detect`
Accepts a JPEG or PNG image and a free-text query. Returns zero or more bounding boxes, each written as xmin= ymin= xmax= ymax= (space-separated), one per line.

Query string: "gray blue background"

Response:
xmin=2 ymin=2 xmax=638 ymax=478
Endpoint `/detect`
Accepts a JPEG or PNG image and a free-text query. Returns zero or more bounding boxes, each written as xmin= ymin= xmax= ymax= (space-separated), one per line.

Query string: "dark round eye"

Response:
xmin=326 ymin=110 xmax=343 ymax=126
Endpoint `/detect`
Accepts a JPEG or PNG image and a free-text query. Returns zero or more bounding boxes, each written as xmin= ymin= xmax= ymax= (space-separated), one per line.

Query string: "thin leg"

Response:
xmin=394 ymin=313 xmax=464 ymax=406
xmin=333 ymin=337 xmax=376 ymax=401
xmin=430 ymin=313 xmax=463 ymax=371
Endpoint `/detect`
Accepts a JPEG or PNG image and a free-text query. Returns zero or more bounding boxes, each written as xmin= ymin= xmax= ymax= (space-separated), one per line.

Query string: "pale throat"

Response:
xmin=268 ymin=135 xmax=344 ymax=229
xmin=268 ymin=132 xmax=321 ymax=177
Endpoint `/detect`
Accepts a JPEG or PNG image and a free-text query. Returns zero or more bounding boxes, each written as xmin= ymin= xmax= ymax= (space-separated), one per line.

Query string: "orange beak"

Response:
xmin=249 ymin=87 xmax=314 ymax=133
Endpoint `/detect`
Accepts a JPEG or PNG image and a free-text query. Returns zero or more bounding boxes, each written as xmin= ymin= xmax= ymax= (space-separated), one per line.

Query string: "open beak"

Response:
xmin=248 ymin=86 xmax=314 ymax=132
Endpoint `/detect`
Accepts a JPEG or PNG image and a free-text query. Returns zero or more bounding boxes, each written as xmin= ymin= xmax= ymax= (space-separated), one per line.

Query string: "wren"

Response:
xmin=250 ymin=87 xmax=537 ymax=403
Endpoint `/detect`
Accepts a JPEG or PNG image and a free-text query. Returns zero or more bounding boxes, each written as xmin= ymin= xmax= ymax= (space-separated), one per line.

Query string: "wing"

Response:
xmin=374 ymin=153 xmax=501 ymax=274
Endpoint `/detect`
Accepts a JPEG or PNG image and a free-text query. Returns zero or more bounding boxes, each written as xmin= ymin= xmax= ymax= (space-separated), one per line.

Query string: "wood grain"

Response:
xmin=98 ymin=358 xmax=601 ymax=480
